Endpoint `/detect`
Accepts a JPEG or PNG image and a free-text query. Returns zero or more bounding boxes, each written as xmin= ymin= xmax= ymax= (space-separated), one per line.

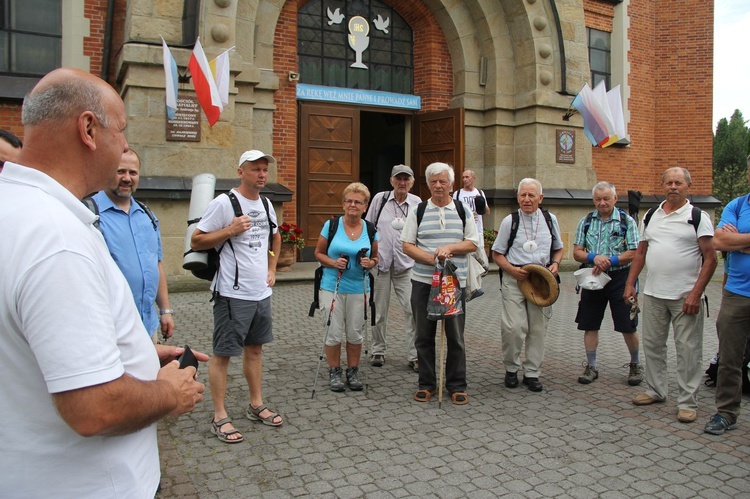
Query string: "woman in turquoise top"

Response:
xmin=314 ymin=182 xmax=379 ymax=392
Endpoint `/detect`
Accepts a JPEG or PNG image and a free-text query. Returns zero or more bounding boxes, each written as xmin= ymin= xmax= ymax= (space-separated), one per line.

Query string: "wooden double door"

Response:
xmin=298 ymin=102 xmax=464 ymax=260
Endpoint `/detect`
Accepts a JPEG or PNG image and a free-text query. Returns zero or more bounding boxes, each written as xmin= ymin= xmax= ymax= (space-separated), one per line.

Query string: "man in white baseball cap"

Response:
xmin=191 ymin=149 xmax=283 ymax=443
xmin=238 ymin=149 xmax=276 ymax=166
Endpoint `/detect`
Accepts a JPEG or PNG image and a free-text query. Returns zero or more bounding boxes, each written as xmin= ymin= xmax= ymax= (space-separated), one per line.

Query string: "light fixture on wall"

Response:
xmin=289 ymin=71 xmax=300 ymax=81
xmin=479 ymin=57 xmax=487 ymax=86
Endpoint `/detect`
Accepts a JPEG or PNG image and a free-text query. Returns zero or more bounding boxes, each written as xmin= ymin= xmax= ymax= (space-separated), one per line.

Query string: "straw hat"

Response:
xmin=518 ymin=264 xmax=560 ymax=307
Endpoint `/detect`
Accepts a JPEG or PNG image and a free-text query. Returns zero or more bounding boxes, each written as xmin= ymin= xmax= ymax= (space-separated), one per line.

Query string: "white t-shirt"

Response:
xmin=0 ymin=163 xmax=160 ymax=498
xmin=641 ymin=201 xmax=714 ymax=300
xmin=454 ymin=187 xmax=487 ymax=234
xmin=197 ymin=189 xmax=278 ymax=301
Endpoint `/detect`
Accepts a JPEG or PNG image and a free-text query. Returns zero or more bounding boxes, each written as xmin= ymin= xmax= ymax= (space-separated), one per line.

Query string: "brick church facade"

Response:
xmin=0 ymin=0 xmax=714 ymax=280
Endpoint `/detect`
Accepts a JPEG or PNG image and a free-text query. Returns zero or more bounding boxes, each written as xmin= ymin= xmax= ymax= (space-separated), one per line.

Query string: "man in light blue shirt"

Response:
xmin=92 ymin=150 xmax=174 ymax=339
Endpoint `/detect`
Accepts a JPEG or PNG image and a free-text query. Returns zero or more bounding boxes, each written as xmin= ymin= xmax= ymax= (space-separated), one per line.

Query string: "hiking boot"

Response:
xmin=704 ymin=413 xmax=737 ymax=435
xmin=329 ymin=367 xmax=344 ymax=392
xmin=578 ymin=363 xmax=599 ymax=384
xmin=346 ymin=367 xmax=363 ymax=391
xmin=627 ymin=363 xmax=644 ymax=386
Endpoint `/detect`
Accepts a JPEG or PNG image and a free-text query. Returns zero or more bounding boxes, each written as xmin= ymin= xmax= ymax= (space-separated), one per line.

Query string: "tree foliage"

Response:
xmin=713 ymin=109 xmax=750 ymax=218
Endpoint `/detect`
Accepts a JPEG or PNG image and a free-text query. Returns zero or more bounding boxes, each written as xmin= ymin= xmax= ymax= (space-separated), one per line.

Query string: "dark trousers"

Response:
xmin=411 ymin=280 xmax=467 ymax=393
xmin=716 ymin=290 xmax=750 ymax=423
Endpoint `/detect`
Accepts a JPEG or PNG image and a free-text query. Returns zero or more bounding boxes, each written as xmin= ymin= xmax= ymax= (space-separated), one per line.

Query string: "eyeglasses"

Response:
xmin=343 ymin=199 xmax=366 ymax=206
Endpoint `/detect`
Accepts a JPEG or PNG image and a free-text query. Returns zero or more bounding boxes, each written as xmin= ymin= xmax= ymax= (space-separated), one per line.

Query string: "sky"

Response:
xmin=713 ymin=0 xmax=750 ymax=131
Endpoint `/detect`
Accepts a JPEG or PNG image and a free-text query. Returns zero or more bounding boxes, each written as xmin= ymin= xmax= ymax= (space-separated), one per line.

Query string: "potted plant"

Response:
xmin=277 ymin=222 xmax=305 ymax=271
xmin=483 ymin=229 xmax=498 ymax=258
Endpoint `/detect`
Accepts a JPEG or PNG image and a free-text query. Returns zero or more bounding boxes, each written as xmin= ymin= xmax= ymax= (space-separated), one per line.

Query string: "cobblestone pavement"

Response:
xmin=157 ymin=271 xmax=750 ymax=498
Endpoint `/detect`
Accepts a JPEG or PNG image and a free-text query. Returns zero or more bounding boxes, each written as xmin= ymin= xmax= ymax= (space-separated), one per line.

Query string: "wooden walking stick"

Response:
xmin=437 ymin=319 xmax=447 ymax=409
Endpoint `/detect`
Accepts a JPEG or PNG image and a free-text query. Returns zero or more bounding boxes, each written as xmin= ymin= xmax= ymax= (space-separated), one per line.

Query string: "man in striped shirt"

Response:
xmin=401 ymin=162 xmax=480 ymax=405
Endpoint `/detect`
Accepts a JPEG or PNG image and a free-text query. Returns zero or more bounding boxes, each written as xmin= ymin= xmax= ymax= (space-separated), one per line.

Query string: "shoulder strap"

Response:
xmin=222 ymin=192 xmax=243 ymax=291
xmin=582 ymin=211 xmax=595 ymax=239
xmin=617 ymin=208 xmax=629 ymax=237
xmin=643 ymin=207 xmax=655 ymax=229
xmin=82 ymin=196 xmax=102 ymax=232
xmin=453 ymin=191 xmax=458 ymax=200
xmin=506 ymin=211 xmax=520 ymax=254
xmin=364 ymin=220 xmax=377 ymax=244
xmin=259 ymin=195 xmax=277 ymax=250
xmin=737 ymin=194 xmax=749 ymax=218
xmin=374 ymin=191 xmax=391 ymax=226
xmin=226 ymin=191 xmax=243 ymax=217
xmin=325 ymin=216 xmax=340 ymax=252
xmin=133 ymin=198 xmax=158 ymax=231
xmin=688 ymin=205 xmax=701 ymax=233
xmin=416 ymin=201 xmax=428 ymax=226
xmin=454 ymin=199 xmax=467 ymax=228
xmin=415 ymin=200 xmax=466 ymax=229
xmin=540 ymin=208 xmax=556 ymax=263
xmin=540 ymin=208 xmax=554 ymax=237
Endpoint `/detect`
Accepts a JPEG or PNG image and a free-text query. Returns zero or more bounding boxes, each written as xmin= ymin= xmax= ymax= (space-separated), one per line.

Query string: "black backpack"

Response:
xmin=416 ymin=198 xmax=468 ymax=227
xmin=705 ymin=339 xmax=750 ymax=394
xmin=453 ymin=189 xmax=487 ymax=215
xmin=642 ymin=205 xmax=701 ymax=233
xmin=185 ymin=192 xmax=276 ymax=290
xmin=582 ymin=208 xmax=629 ymax=242
xmin=497 ymin=208 xmax=560 ymax=285
xmin=308 ymin=216 xmax=378 ymax=317
xmin=82 ymin=196 xmax=158 ymax=233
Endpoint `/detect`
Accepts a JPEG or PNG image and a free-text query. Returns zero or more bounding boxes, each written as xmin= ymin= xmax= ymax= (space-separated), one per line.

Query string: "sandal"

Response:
xmin=210 ymin=417 xmax=244 ymax=444
xmin=451 ymin=392 xmax=468 ymax=405
xmin=413 ymin=389 xmax=435 ymax=402
xmin=247 ymin=404 xmax=283 ymax=427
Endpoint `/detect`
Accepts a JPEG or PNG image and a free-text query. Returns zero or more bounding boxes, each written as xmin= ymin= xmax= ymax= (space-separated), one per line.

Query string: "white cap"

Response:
xmin=238 ymin=150 xmax=276 ymax=167
xmin=573 ymin=268 xmax=612 ymax=291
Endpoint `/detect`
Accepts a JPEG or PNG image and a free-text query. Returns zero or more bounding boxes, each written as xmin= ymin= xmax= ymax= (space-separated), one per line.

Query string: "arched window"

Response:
xmin=298 ymin=0 xmax=413 ymax=94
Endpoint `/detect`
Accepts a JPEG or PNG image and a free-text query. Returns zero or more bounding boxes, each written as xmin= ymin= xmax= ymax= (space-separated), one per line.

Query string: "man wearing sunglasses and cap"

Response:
xmin=365 ymin=164 xmax=422 ymax=371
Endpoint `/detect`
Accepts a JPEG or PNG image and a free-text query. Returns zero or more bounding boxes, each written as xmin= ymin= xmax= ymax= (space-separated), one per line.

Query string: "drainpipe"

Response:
xmin=548 ymin=0 xmax=574 ymax=96
xmin=101 ymin=0 xmax=116 ymax=82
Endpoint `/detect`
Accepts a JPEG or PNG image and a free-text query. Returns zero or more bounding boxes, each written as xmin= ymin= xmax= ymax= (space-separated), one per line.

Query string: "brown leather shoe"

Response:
xmin=678 ymin=409 xmax=697 ymax=423
xmin=632 ymin=393 xmax=664 ymax=406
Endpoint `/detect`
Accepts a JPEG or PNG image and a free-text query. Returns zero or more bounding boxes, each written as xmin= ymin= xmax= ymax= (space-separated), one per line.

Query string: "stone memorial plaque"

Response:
xmin=556 ymin=129 xmax=575 ymax=164
xmin=166 ymin=96 xmax=201 ymax=142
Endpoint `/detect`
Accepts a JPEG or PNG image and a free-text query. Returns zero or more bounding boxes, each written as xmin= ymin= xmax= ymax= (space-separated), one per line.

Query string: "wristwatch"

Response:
xmin=160 ymin=309 xmax=174 ymax=315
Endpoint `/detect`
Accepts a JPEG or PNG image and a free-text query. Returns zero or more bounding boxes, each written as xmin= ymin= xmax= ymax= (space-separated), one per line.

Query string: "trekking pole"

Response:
xmin=311 ymin=255 xmax=349 ymax=399
xmin=437 ymin=319 xmax=446 ymax=409
xmin=357 ymin=247 xmax=370 ymax=392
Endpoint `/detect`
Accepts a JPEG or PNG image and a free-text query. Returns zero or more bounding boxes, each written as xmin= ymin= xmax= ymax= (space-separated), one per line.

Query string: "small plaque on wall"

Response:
xmin=556 ymin=129 xmax=575 ymax=164
xmin=166 ymin=96 xmax=201 ymax=142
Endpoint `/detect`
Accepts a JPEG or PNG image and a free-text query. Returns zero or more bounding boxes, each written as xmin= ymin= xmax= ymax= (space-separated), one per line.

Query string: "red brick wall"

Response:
xmin=273 ymin=2 xmax=301 ymax=224
xmin=585 ymin=0 xmax=713 ymax=197
xmin=654 ymin=0 xmax=713 ymax=195
xmin=0 ymin=0 xmax=118 ymax=140
xmin=0 ymin=104 xmax=23 ymax=140
xmin=272 ymin=0 xmax=453 ymax=223
xmin=583 ymin=0 xmax=614 ymax=31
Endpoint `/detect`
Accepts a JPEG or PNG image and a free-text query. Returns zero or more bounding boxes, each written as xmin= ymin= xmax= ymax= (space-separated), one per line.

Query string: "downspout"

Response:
xmin=101 ymin=0 xmax=116 ymax=82
xmin=549 ymin=0 xmax=574 ymax=96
